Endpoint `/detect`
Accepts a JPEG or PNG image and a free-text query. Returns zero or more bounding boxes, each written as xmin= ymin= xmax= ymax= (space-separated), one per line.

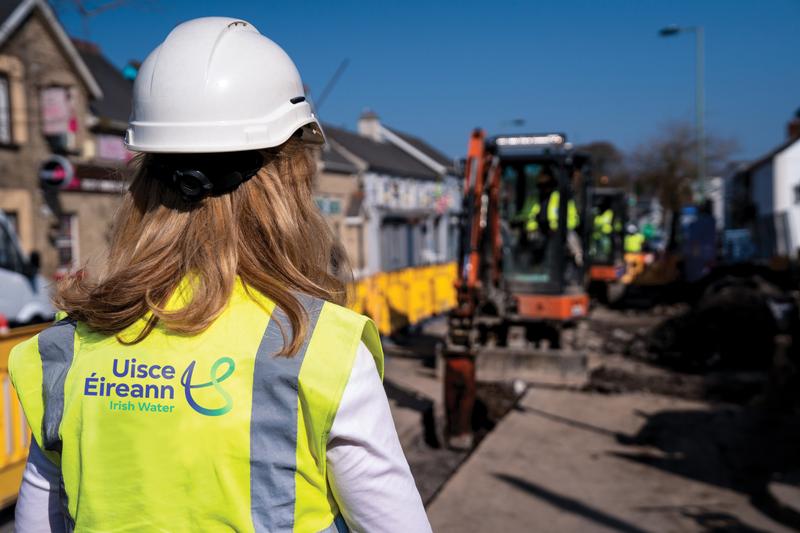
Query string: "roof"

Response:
xmin=0 ymin=0 xmax=102 ymax=98
xmin=0 ymin=0 xmax=20 ymax=25
xmin=320 ymin=143 xmax=359 ymax=174
xmin=323 ymin=123 xmax=450 ymax=180
xmin=736 ymin=136 xmax=800 ymax=176
xmin=73 ymin=39 xmax=131 ymax=126
xmin=386 ymin=127 xmax=456 ymax=174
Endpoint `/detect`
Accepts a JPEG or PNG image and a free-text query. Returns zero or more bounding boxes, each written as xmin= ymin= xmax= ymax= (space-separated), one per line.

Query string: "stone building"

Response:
xmin=0 ymin=0 xmax=130 ymax=278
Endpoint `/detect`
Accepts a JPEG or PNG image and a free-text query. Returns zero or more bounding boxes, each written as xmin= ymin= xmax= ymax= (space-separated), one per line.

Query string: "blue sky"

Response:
xmin=55 ymin=0 xmax=799 ymax=160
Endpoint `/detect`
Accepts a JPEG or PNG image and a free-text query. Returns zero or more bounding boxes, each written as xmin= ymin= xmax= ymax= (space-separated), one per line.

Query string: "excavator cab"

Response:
xmin=498 ymin=148 xmax=589 ymax=306
xmin=587 ymin=187 xmax=627 ymax=300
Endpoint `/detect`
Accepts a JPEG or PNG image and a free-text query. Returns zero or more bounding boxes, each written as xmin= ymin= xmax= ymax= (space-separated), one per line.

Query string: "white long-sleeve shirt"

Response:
xmin=15 ymin=342 xmax=431 ymax=533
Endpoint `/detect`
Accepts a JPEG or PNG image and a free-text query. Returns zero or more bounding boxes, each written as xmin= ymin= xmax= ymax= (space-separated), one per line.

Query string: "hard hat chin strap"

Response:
xmin=150 ymin=151 xmax=264 ymax=202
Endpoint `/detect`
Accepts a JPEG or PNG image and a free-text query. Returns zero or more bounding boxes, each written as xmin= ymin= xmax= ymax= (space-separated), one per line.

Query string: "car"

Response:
xmin=0 ymin=210 xmax=55 ymax=326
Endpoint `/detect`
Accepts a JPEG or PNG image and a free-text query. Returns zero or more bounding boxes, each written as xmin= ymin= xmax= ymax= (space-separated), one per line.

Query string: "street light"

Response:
xmin=659 ymin=24 xmax=705 ymax=201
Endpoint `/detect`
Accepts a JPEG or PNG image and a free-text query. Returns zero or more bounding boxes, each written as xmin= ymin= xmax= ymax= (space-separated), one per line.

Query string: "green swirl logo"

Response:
xmin=180 ymin=357 xmax=235 ymax=416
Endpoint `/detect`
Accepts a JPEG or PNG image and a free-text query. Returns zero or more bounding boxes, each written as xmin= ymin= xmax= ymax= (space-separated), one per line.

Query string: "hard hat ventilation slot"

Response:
xmin=290 ymin=96 xmax=306 ymax=104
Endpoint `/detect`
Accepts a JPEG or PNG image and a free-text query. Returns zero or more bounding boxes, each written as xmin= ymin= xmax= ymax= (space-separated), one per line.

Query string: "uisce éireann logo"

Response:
xmin=84 ymin=356 xmax=236 ymax=416
xmin=181 ymin=357 xmax=236 ymax=416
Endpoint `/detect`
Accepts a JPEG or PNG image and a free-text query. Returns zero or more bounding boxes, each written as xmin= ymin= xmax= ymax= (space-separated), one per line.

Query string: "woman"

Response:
xmin=11 ymin=17 xmax=431 ymax=532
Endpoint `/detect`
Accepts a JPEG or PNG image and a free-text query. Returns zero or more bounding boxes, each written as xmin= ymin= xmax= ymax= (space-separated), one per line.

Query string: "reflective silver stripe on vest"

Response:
xmin=38 ymin=317 xmax=78 ymax=531
xmin=250 ymin=294 xmax=324 ymax=532
xmin=39 ymin=318 xmax=78 ymax=453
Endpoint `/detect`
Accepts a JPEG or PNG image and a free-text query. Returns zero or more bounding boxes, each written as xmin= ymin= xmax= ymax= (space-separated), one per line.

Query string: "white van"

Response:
xmin=0 ymin=210 xmax=55 ymax=325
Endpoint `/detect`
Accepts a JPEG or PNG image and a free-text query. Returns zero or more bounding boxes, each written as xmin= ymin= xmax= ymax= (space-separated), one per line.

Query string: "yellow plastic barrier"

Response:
xmin=0 ymin=323 xmax=46 ymax=508
xmin=349 ymin=261 xmax=457 ymax=336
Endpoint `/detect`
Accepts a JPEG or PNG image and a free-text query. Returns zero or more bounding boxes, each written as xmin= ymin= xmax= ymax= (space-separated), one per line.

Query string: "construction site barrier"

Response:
xmin=350 ymin=262 xmax=458 ymax=335
xmin=0 ymin=323 xmax=46 ymax=508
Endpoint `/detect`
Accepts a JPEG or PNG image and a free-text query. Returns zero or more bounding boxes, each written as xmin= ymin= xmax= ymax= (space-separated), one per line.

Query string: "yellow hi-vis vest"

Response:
xmin=625 ymin=232 xmax=645 ymax=253
xmin=9 ymin=278 xmax=383 ymax=532
xmin=525 ymin=191 xmax=579 ymax=232
xmin=593 ymin=209 xmax=615 ymax=235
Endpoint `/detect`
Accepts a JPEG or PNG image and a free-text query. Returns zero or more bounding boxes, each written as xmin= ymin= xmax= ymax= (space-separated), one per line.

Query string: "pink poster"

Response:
xmin=40 ymin=87 xmax=73 ymax=135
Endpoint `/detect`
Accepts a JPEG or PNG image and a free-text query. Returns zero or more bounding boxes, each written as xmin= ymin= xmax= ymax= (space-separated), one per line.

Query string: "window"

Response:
xmin=56 ymin=214 xmax=78 ymax=271
xmin=0 ymin=75 xmax=11 ymax=144
xmin=314 ymin=196 xmax=343 ymax=216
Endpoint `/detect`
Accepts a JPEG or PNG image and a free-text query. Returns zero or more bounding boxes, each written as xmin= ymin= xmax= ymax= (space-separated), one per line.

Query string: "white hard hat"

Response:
xmin=125 ymin=17 xmax=324 ymax=153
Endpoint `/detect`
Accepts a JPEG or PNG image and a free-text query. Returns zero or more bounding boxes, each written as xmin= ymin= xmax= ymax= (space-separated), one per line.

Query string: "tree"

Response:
xmin=575 ymin=141 xmax=628 ymax=188
xmin=630 ymin=122 xmax=737 ymax=213
xmin=629 ymin=122 xmax=737 ymax=250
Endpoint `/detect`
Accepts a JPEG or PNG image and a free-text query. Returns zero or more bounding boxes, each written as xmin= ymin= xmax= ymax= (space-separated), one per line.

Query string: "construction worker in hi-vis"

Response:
xmin=10 ymin=17 xmax=430 ymax=533
xmin=591 ymin=198 xmax=621 ymax=259
xmin=523 ymin=169 xmax=579 ymax=233
xmin=625 ymin=224 xmax=646 ymax=253
xmin=521 ymin=169 xmax=582 ymax=267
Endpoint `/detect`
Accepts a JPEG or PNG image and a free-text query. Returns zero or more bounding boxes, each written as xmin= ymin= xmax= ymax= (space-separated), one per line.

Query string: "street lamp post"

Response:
xmin=659 ymin=25 xmax=705 ymax=202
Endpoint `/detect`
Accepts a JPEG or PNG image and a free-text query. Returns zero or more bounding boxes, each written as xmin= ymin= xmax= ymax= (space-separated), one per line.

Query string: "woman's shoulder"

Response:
xmin=310 ymin=298 xmax=384 ymax=379
xmin=10 ymin=318 xmax=78 ymax=364
xmin=319 ymin=298 xmax=367 ymax=320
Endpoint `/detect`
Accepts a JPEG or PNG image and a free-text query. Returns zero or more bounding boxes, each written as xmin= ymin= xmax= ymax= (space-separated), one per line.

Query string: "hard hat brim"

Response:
xmin=126 ymin=114 xmax=324 ymax=154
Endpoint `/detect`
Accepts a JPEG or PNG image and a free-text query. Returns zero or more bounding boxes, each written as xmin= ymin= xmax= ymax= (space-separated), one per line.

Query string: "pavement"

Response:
xmin=427 ymin=387 xmax=797 ymax=532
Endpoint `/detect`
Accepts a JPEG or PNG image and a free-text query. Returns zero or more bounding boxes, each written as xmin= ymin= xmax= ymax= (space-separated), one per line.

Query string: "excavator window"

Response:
xmin=497 ymin=159 xmax=585 ymax=293
xmin=500 ymin=163 xmax=557 ymax=285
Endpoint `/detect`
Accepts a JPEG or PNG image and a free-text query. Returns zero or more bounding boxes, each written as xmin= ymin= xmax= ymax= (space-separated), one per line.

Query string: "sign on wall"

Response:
xmin=38 ymin=154 xmax=75 ymax=188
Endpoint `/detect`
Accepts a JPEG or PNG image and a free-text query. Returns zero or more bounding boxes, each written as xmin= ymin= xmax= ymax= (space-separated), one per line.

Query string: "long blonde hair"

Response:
xmin=55 ymin=136 xmax=350 ymax=355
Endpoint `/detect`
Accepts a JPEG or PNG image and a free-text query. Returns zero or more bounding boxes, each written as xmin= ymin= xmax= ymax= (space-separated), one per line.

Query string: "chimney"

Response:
xmin=358 ymin=109 xmax=382 ymax=142
xmin=788 ymin=108 xmax=800 ymax=140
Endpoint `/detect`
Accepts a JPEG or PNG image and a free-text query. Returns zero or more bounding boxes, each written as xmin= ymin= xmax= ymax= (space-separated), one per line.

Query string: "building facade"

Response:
xmin=0 ymin=0 xmax=130 ymax=278
xmin=324 ymin=111 xmax=461 ymax=278
xmin=726 ymin=110 xmax=800 ymax=259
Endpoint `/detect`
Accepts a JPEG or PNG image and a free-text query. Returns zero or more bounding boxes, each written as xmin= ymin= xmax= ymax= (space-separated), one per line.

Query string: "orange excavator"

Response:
xmin=445 ymin=130 xmax=591 ymax=448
